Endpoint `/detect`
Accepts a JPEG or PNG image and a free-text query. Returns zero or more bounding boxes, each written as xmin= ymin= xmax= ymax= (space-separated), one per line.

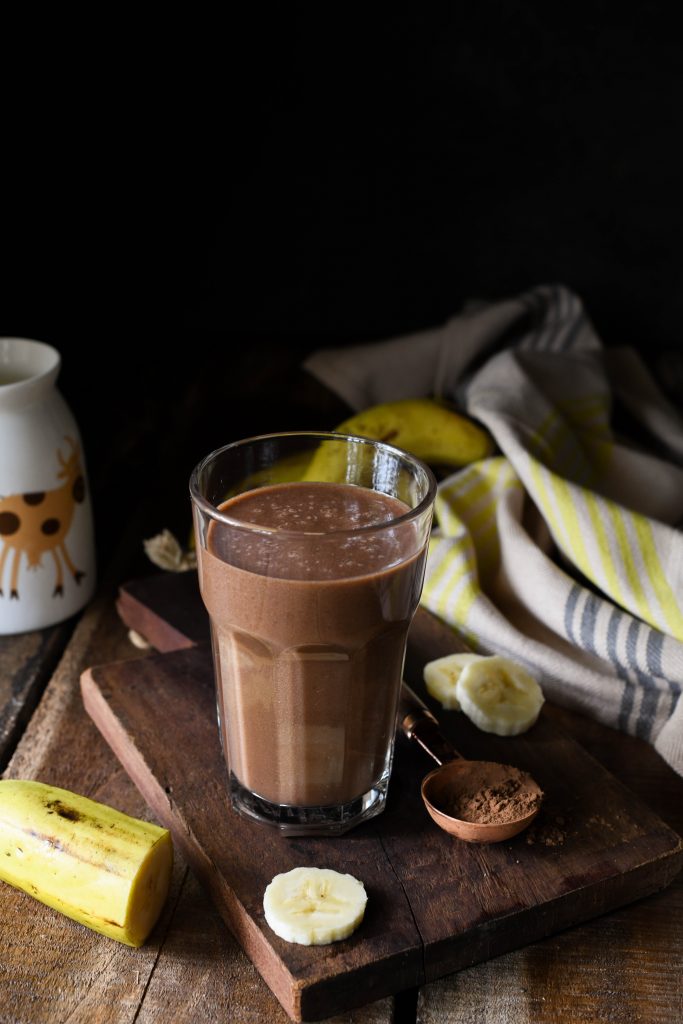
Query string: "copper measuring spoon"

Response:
xmin=398 ymin=683 xmax=543 ymax=843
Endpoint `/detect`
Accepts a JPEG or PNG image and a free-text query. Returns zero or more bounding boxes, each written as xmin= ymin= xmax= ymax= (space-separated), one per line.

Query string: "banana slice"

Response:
xmin=455 ymin=655 xmax=544 ymax=736
xmin=423 ymin=652 xmax=483 ymax=710
xmin=263 ymin=867 xmax=367 ymax=946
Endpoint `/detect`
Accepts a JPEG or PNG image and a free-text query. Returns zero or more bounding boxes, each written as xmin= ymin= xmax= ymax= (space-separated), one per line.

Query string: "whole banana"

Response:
xmin=304 ymin=398 xmax=492 ymax=482
xmin=335 ymin=398 xmax=492 ymax=466
xmin=0 ymin=780 xmax=173 ymax=947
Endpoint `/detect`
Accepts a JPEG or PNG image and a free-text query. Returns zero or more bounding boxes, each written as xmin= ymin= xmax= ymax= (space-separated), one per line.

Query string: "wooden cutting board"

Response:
xmin=80 ymin=572 xmax=683 ymax=1022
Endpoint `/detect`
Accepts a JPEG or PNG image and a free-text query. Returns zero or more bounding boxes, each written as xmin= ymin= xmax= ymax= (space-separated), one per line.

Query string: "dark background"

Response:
xmin=3 ymin=7 xmax=682 ymax=558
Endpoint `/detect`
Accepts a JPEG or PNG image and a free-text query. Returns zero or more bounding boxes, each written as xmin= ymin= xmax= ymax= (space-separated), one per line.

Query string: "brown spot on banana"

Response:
xmin=14 ymin=826 xmax=127 ymax=874
xmin=46 ymin=799 xmax=83 ymax=822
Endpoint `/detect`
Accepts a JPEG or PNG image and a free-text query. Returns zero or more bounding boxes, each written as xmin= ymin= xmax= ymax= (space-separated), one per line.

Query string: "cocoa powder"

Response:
xmin=445 ymin=765 xmax=542 ymax=824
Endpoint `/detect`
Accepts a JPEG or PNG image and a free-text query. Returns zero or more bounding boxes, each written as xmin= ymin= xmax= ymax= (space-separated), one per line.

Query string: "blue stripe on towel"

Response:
xmin=580 ymin=592 xmax=600 ymax=654
xmin=646 ymin=630 xmax=663 ymax=677
xmin=645 ymin=628 xmax=681 ymax=721
xmin=564 ymin=583 xmax=582 ymax=643
xmin=626 ymin=619 xmax=660 ymax=740
xmin=607 ymin=608 xmax=635 ymax=732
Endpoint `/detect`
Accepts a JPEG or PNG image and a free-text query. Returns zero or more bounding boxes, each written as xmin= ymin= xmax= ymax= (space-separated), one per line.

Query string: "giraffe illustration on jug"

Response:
xmin=0 ymin=437 xmax=87 ymax=599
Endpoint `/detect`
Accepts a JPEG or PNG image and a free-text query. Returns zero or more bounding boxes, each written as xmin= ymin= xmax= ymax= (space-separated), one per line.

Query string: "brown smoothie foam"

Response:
xmin=197 ymin=481 xmax=428 ymax=807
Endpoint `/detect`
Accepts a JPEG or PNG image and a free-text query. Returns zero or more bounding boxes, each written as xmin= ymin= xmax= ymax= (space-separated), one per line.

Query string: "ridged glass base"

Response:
xmin=228 ymin=762 xmax=392 ymax=836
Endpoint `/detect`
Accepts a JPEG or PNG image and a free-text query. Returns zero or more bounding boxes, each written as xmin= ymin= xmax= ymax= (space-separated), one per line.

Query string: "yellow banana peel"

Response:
xmin=337 ymin=399 xmax=492 ymax=465
xmin=304 ymin=398 xmax=492 ymax=482
xmin=0 ymin=780 xmax=173 ymax=947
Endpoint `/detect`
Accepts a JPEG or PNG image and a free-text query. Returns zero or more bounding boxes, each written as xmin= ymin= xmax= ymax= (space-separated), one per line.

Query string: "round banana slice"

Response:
xmin=455 ymin=656 xmax=545 ymax=736
xmin=423 ymin=652 xmax=483 ymax=710
xmin=263 ymin=866 xmax=367 ymax=946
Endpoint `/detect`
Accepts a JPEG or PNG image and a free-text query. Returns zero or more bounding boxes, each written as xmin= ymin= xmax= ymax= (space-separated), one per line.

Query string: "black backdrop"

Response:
xmin=2 ymin=7 xmax=682 ymax=553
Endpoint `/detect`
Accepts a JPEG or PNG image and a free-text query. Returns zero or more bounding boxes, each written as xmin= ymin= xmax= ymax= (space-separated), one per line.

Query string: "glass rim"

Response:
xmin=189 ymin=430 xmax=437 ymax=539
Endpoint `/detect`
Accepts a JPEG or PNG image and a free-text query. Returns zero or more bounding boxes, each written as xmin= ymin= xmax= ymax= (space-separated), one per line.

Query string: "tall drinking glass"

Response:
xmin=190 ymin=432 xmax=436 ymax=835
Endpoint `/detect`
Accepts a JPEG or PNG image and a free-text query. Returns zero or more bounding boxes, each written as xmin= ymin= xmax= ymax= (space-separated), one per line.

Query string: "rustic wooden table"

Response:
xmin=1 ymin=354 xmax=682 ymax=1022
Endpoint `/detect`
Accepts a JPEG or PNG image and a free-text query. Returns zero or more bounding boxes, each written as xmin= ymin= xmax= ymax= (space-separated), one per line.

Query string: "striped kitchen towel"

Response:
xmin=304 ymin=285 xmax=683 ymax=776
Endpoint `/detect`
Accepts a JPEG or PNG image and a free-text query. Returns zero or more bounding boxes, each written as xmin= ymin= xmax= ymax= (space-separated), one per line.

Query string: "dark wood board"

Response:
xmin=79 ymin=572 xmax=683 ymax=1021
xmin=0 ymin=620 xmax=75 ymax=771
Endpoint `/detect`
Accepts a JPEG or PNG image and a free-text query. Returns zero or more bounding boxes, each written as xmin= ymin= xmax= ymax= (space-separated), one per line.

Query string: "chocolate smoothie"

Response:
xmin=197 ymin=481 xmax=428 ymax=808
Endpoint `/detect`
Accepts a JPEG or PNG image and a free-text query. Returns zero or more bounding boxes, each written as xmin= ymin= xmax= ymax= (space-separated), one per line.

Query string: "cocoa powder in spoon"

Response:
xmin=445 ymin=764 xmax=542 ymax=824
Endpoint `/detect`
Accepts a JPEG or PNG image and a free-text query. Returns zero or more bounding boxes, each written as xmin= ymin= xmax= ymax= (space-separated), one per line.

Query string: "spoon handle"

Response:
xmin=398 ymin=683 xmax=462 ymax=767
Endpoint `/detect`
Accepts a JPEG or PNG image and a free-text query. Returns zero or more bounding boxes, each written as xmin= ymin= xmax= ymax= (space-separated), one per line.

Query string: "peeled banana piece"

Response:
xmin=456 ymin=656 xmax=545 ymax=736
xmin=423 ymin=652 xmax=482 ymax=710
xmin=0 ymin=780 xmax=173 ymax=947
xmin=263 ymin=866 xmax=367 ymax=946
xmin=423 ymin=653 xmax=545 ymax=735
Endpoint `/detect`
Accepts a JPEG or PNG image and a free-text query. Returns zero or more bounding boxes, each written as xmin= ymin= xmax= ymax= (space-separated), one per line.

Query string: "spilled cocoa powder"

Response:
xmin=444 ymin=765 xmax=543 ymax=825
xmin=525 ymin=818 xmax=567 ymax=846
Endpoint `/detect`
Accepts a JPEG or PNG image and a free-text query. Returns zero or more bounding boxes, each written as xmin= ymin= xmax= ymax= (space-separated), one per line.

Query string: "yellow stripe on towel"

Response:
xmin=523 ymin=452 xmax=683 ymax=641
xmin=632 ymin=514 xmax=683 ymax=640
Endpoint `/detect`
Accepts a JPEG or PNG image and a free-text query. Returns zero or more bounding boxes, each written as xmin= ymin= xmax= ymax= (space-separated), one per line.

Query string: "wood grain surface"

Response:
xmin=0 ymin=621 xmax=74 ymax=771
xmin=0 ymin=355 xmax=398 ymax=1024
xmin=2 ymin=577 xmax=682 ymax=1021
xmin=81 ymin=643 xmax=423 ymax=1022
xmin=85 ymin=571 xmax=683 ymax=1022
xmin=0 ymin=591 xmax=393 ymax=1024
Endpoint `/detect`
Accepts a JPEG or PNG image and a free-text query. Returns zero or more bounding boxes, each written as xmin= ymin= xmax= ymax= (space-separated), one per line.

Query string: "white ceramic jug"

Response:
xmin=0 ymin=338 xmax=96 ymax=634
